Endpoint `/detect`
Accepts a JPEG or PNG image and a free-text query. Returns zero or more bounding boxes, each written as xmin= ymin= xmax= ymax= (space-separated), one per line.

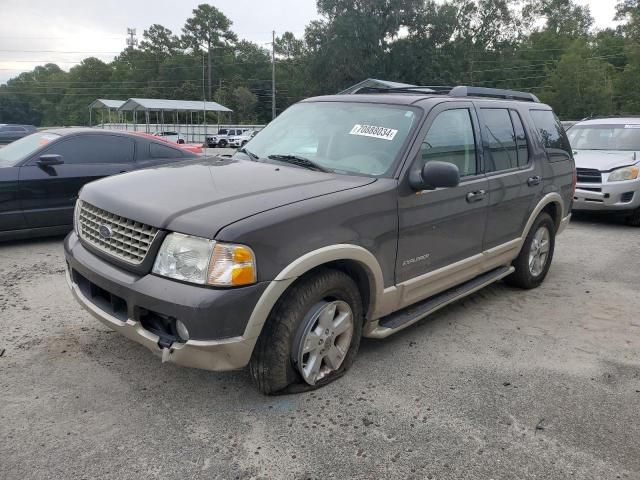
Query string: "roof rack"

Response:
xmin=354 ymin=85 xmax=540 ymax=103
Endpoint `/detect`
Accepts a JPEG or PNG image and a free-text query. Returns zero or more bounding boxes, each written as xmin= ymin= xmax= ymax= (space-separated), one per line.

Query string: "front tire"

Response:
xmin=249 ymin=268 xmax=363 ymax=395
xmin=218 ymin=139 xmax=228 ymax=148
xmin=505 ymin=212 xmax=555 ymax=289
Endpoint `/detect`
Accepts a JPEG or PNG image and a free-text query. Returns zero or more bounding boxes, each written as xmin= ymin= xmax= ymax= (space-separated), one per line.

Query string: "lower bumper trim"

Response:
xmin=66 ymin=269 xmax=254 ymax=371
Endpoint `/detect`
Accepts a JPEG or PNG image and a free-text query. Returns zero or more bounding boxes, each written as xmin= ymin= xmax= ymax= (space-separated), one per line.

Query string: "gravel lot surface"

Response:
xmin=1 ymin=215 xmax=639 ymax=480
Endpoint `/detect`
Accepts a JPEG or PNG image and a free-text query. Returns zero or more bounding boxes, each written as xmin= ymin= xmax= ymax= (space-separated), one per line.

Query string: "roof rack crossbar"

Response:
xmin=449 ymin=86 xmax=539 ymax=103
xmin=354 ymin=85 xmax=540 ymax=103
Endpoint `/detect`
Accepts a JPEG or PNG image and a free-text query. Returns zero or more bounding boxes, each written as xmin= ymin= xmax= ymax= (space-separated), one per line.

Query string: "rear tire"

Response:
xmin=625 ymin=207 xmax=640 ymax=226
xmin=505 ymin=212 xmax=555 ymax=289
xmin=249 ymin=268 xmax=363 ymax=395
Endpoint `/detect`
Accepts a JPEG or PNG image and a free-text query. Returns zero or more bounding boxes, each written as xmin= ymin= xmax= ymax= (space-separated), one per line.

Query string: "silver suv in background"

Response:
xmin=568 ymin=118 xmax=640 ymax=226
xmin=206 ymin=128 xmax=249 ymax=148
xmin=229 ymin=130 xmax=257 ymax=148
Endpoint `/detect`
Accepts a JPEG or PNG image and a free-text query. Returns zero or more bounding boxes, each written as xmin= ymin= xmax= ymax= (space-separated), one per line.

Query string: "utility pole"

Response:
xmin=126 ymin=28 xmax=137 ymax=49
xmin=202 ymin=52 xmax=207 ymax=145
xmin=207 ymin=41 xmax=212 ymax=101
xmin=272 ymin=30 xmax=276 ymax=120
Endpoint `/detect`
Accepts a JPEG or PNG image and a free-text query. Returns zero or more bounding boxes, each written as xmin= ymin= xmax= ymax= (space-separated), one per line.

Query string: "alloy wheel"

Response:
xmin=294 ymin=300 xmax=354 ymax=385
xmin=529 ymin=226 xmax=551 ymax=277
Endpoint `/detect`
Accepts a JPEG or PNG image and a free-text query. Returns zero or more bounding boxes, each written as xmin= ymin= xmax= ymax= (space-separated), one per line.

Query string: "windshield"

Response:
xmin=0 ymin=131 xmax=61 ymax=167
xmin=235 ymin=102 xmax=420 ymax=177
xmin=567 ymin=124 xmax=640 ymax=151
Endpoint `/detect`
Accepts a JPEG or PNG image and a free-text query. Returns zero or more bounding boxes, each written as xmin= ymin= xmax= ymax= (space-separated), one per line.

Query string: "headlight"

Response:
xmin=73 ymin=199 xmax=82 ymax=235
xmin=152 ymin=233 xmax=257 ymax=287
xmin=608 ymin=166 xmax=639 ymax=182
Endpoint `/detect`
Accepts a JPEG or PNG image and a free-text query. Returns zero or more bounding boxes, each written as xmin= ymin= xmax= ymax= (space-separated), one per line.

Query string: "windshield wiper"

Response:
xmin=267 ymin=154 xmax=330 ymax=172
xmin=237 ymin=147 xmax=260 ymax=161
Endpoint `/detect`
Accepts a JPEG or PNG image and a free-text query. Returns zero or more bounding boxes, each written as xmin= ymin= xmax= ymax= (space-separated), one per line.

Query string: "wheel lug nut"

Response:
xmin=325 ymin=329 xmax=329 ymax=334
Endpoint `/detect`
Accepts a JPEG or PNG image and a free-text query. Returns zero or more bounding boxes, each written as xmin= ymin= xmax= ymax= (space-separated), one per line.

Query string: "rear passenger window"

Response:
xmin=510 ymin=110 xmax=529 ymax=167
xmin=530 ymin=109 xmax=572 ymax=161
xmin=418 ymin=109 xmax=477 ymax=177
xmin=480 ymin=108 xmax=517 ymax=172
xmin=149 ymin=143 xmax=183 ymax=159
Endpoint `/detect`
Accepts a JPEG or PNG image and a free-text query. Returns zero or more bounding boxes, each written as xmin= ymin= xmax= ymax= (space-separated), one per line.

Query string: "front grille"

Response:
xmin=78 ymin=201 xmax=158 ymax=265
xmin=576 ymin=168 xmax=602 ymax=183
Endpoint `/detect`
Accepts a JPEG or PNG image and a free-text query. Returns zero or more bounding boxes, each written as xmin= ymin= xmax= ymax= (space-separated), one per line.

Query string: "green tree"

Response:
xmin=231 ymin=86 xmax=258 ymax=123
xmin=275 ymin=32 xmax=305 ymax=59
xmin=305 ymin=0 xmax=424 ymax=92
xmin=140 ymin=24 xmax=180 ymax=59
xmin=182 ymin=4 xmax=237 ymax=101
xmin=616 ymin=0 xmax=640 ymax=39
xmin=539 ymin=41 xmax=617 ymax=119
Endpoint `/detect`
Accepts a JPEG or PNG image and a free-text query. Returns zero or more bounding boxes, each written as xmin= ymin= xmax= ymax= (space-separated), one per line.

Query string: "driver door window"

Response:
xmin=418 ymin=109 xmax=477 ymax=177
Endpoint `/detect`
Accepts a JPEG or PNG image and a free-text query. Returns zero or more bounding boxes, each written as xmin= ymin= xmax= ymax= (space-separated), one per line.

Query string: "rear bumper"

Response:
xmin=573 ymin=179 xmax=640 ymax=212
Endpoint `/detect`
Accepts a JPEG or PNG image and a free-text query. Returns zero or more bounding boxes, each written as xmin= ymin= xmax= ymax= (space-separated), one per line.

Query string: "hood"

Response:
xmin=573 ymin=150 xmax=638 ymax=171
xmin=80 ymin=157 xmax=376 ymax=239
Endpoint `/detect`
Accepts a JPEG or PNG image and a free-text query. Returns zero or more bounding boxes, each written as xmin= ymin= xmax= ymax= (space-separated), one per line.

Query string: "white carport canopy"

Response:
xmin=89 ymin=99 xmax=126 ymax=110
xmin=114 ymin=98 xmax=233 ymax=138
xmin=88 ymin=99 xmax=126 ymax=126
xmin=88 ymin=97 xmax=233 ymax=139
xmin=119 ymin=98 xmax=231 ymax=113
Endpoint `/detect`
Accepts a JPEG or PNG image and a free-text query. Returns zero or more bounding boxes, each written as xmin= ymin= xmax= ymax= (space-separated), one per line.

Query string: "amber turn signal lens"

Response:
xmin=207 ymin=243 xmax=257 ymax=287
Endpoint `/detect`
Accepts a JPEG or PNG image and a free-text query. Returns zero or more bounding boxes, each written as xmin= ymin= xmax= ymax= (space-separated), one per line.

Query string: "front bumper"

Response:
xmin=573 ymin=178 xmax=640 ymax=212
xmin=64 ymin=233 xmax=268 ymax=371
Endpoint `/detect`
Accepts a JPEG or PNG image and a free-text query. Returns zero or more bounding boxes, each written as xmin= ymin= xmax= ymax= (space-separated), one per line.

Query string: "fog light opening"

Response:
xmin=176 ymin=320 xmax=190 ymax=341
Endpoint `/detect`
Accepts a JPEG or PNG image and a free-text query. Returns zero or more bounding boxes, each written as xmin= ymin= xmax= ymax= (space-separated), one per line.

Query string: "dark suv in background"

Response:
xmin=64 ymin=86 xmax=575 ymax=394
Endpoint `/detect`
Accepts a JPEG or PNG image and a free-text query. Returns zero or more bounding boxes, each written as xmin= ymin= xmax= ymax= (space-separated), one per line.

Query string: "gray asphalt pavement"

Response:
xmin=1 ymin=215 xmax=639 ymax=479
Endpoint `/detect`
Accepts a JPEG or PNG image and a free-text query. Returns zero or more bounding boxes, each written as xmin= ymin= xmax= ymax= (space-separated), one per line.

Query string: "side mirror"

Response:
xmin=37 ymin=154 xmax=64 ymax=167
xmin=409 ymin=160 xmax=460 ymax=191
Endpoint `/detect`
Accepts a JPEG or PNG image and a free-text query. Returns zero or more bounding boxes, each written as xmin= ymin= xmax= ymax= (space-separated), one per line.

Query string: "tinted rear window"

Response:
xmin=530 ymin=110 xmax=572 ymax=161
xmin=481 ymin=108 xmax=518 ymax=172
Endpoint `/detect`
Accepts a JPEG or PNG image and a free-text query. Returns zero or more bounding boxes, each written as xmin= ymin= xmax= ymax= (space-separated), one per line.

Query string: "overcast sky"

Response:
xmin=0 ymin=0 xmax=620 ymax=84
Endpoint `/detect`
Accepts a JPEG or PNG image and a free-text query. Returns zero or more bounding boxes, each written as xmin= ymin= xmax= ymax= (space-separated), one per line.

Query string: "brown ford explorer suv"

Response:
xmin=64 ymin=86 xmax=575 ymax=394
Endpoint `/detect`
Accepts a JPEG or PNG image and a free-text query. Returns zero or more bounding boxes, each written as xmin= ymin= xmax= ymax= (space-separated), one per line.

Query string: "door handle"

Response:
xmin=466 ymin=190 xmax=486 ymax=203
xmin=527 ymin=175 xmax=542 ymax=186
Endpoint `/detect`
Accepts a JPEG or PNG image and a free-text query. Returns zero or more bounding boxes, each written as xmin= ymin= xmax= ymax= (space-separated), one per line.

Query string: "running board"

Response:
xmin=367 ymin=266 xmax=514 ymax=339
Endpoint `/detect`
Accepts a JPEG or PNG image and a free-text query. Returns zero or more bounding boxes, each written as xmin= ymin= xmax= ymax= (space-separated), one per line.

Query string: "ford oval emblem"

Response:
xmin=98 ymin=224 xmax=113 ymax=240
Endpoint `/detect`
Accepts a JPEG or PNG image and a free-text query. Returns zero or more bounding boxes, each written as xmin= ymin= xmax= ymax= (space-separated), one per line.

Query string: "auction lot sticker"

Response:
xmin=350 ymin=124 xmax=398 ymax=141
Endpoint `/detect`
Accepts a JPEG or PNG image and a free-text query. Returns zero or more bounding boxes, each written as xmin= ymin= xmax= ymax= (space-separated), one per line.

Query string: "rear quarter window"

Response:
xmin=149 ymin=142 xmax=184 ymax=159
xmin=530 ymin=110 xmax=572 ymax=162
